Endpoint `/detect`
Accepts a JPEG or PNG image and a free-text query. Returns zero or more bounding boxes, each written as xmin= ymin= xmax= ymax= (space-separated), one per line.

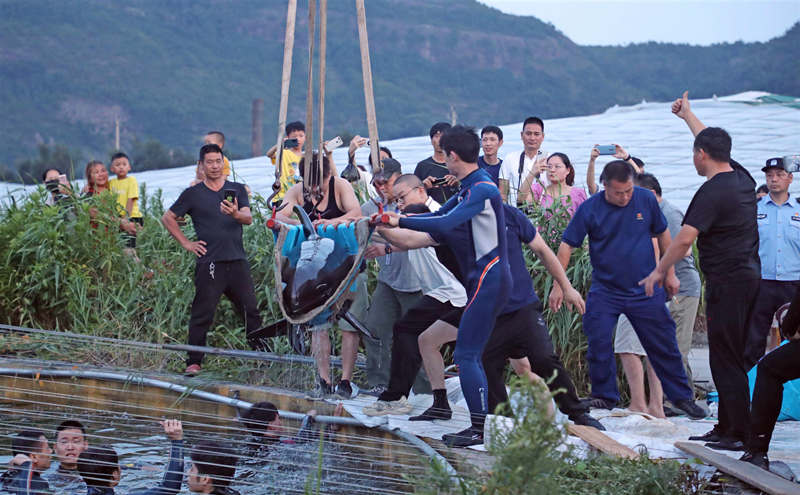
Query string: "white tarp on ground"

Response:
xmin=3 ymin=92 xmax=800 ymax=212
xmin=337 ymin=377 xmax=800 ymax=478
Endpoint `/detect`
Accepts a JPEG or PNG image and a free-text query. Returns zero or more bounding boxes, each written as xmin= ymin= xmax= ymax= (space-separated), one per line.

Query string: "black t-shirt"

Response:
xmin=413 ymin=157 xmax=458 ymax=204
xmin=683 ymin=160 xmax=760 ymax=282
xmin=169 ymin=181 xmax=250 ymax=263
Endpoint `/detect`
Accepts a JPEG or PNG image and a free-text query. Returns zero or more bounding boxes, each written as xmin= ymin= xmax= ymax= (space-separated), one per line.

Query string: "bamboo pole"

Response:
xmin=273 ymin=0 xmax=297 ymax=186
xmin=304 ymin=0 xmax=316 ymax=193
xmin=316 ymin=0 xmax=327 ymax=185
xmin=355 ymin=0 xmax=380 ymax=174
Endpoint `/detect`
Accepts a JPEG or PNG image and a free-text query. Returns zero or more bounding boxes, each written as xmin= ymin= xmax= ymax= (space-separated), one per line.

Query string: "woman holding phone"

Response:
xmin=530 ymin=152 xmax=586 ymax=218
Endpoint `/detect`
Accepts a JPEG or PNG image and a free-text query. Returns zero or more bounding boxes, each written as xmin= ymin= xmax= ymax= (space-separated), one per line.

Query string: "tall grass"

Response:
xmin=0 ymin=185 xmax=288 ymax=377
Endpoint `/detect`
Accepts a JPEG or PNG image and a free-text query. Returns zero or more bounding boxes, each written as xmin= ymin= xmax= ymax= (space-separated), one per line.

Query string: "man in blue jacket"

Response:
xmin=75 ymin=420 xmax=183 ymax=495
xmin=1 ymin=430 xmax=53 ymax=494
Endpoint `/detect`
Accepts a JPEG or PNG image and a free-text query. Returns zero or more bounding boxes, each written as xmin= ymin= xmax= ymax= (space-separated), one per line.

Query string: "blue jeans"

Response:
xmin=582 ymin=287 xmax=692 ymax=403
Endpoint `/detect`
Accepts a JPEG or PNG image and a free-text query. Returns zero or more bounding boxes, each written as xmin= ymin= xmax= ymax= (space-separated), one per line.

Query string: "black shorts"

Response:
xmin=439 ymin=307 xmax=464 ymax=327
xmin=122 ymin=217 xmax=143 ymax=248
xmin=483 ymin=302 xmax=548 ymax=362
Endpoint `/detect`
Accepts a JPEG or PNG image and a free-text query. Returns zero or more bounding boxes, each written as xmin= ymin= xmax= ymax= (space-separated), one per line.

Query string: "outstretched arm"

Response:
xmin=141 ymin=420 xmax=184 ymax=495
xmin=586 ymin=147 xmax=599 ymax=195
xmin=547 ymin=242 xmax=577 ymax=311
xmin=639 ymin=224 xmax=698 ymax=296
xmin=275 ymin=186 xmax=303 ymax=225
xmin=672 ymin=91 xmax=706 ymax=137
xmin=396 ymin=184 xmax=492 ymax=234
xmin=375 ymin=227 xmax=435 ymax=251
xmin=527 ymin=235 xmax=585 ymax=314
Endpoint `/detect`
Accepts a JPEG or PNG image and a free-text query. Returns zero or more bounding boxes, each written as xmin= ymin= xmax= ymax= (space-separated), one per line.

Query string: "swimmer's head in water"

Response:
xmin=241 ymin=401 xmax=282 ymax=440
xmin=77 ymin=445 xmax=121 ymax=487
xmin=54 ymin=420 xmax=88 ymax=470
xmin=189 ymin=441 xmax=238 ymax=492
xmin=12 ymin=430 xmax=52 ymax=471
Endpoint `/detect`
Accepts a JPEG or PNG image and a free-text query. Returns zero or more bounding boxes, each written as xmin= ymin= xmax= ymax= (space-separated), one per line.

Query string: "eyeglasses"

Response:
xmin=394 ymin=187 xmax=418 ymax=205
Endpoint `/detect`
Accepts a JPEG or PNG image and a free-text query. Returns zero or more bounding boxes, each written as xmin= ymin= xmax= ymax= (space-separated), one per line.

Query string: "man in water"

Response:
xmin=43 ymin=420 xmax=89 ymax=494
xmin=187 ymin=441 xmax=240 ymax=494
xmin=1 ymin=430 xmax=52 ymax=494
xmin=380 ymin=125 xmax=511 ymax=447
xmin=75 ymin=420 xmax=183 ymax=495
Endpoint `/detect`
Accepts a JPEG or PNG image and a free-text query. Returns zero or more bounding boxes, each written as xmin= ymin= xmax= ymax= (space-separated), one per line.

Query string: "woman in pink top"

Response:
xmin=530 ymin=152 xmax=587 ymax=217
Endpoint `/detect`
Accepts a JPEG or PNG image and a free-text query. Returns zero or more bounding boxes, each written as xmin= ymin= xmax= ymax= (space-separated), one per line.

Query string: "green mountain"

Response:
xmin=1 ymin=0 xmax=798 ymax=170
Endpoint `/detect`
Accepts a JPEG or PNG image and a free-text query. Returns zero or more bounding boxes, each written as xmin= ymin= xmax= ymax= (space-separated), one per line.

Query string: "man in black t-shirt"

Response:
xmin=161 ymin=144 xmax=263 ymax=375
xmin=413 ymin=122 xmax=459 ymax=204
xmin=641 ymin=91 xmax=760 ymax=452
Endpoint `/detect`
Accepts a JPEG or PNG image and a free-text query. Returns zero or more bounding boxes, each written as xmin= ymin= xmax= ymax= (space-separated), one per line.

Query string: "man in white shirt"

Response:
xmin=499 ymin=116 xmax=548 ymax=206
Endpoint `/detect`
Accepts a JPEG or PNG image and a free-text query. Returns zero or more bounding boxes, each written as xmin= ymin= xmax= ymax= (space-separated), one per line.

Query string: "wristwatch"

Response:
xmin=384 ymin=244 xmax=393 ymax=255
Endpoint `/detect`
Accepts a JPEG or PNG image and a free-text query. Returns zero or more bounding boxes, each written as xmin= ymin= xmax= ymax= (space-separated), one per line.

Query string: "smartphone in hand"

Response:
xmin=223 ymin=189 xmax=237 ymax=204
xmin=283 ymin=138 xmax=299 ymax=149
xmin=596 ymin=145 xmax=616 ymax=155
xmin=324 ymin=136 xmax=343 ymax=153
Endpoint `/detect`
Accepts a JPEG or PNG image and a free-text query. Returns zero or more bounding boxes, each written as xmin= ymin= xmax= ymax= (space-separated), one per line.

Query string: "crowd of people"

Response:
xmin=28 ymin=91 xmax=800 ymax=468
xmin=1 ymin=402 xmax=331 ymax=495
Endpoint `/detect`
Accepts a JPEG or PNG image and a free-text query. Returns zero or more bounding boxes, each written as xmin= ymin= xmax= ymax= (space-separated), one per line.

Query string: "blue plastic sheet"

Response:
xmin=748 ymin=340 xmax=800 ymax=421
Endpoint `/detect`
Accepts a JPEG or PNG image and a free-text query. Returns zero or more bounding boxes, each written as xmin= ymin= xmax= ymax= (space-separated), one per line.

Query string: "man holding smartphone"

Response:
xmin=414 ymin=122 xmax=459 ymax=204
xmin=161 ymin=143 xmax=263 ymax=376
xmin=499 ymin=117 xmax=548 ymax=206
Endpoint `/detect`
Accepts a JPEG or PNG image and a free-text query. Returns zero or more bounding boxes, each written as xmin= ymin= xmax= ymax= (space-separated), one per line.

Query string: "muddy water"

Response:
xmin=0 ymin=375 xmax=421 ymax=494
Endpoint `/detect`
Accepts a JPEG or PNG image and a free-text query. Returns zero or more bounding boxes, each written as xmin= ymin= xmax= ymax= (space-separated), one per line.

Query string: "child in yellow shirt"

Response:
xmin=109 ymin=152 xmax=143 ymax=256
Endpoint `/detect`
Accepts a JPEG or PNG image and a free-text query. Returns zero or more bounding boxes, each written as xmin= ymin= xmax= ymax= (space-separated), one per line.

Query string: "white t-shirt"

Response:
xmin=407 ymin=246 xmax=467 ymax=307
xmin=499 ymin=149 xmax=548 ymax=205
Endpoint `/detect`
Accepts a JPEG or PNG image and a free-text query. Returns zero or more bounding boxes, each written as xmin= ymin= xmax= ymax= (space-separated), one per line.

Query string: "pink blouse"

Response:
xmin=531 ymin=182 xmax=587 ymax=217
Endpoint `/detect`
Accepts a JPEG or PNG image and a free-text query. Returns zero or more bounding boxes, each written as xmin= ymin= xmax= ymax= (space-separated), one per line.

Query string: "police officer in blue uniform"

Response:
xmin=745 ymin=157 xmax=800 ymax=369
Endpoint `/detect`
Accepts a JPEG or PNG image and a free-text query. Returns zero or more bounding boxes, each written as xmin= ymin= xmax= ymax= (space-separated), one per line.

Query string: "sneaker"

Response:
xmin=580 ymin=397 xmax=617 ymax=410
xmin=706 ymin=437 xmax=745 ymax=452
xmin=362 ymin=397 xmax=413 ymax=416
xmin=740 ymin=451 xmax=769 ymax=471
xmin=361 ymin=385 xmax=387 ymax=397
xmin=442 ymin=426 xmax=483 ymax=448
xmin=569 ymin=412 xmax=606 ymax=431
xmin=184 ymin=364 xmax=201 ymax=377
xmin=409 ymin=405 xmax=452 ymax=422
xmin=305 ymin=378 xmax=334 ymax=400
xmin=335 ymin=380 xmax=353 ymax=399
xmin=688 ymin=425 xmax=723 ymax=442
xmin=673 ymin=399 xmax=707 ymax=420
xmin=662 ymin=400 xmax=683 ymax=418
